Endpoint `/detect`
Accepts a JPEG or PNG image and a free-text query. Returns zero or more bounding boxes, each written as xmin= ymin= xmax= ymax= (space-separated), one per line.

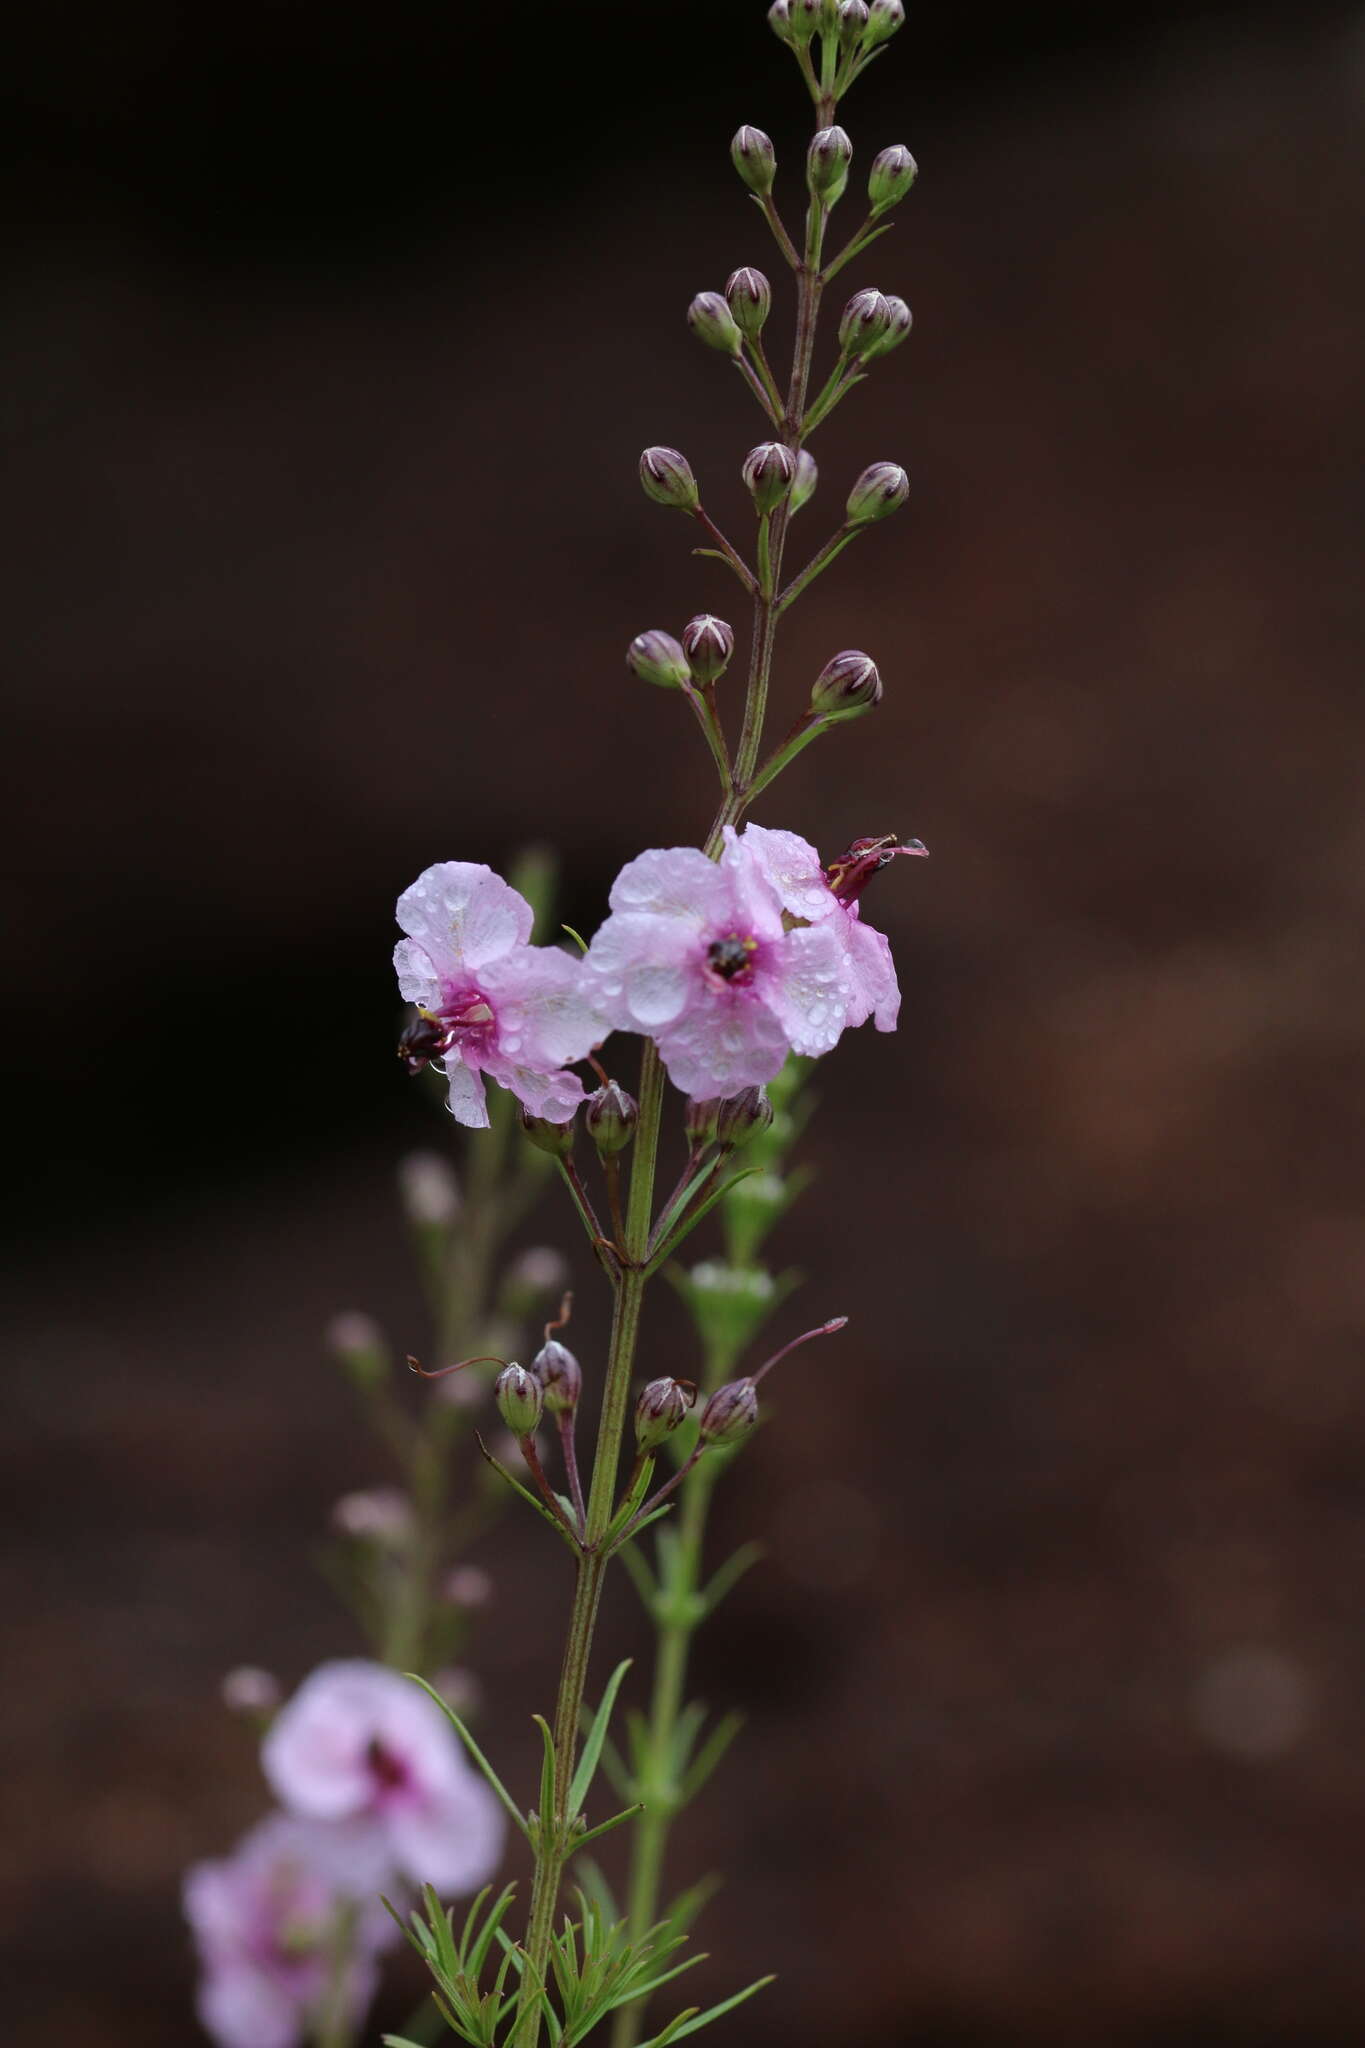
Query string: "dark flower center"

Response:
xmin=707 ymin=934 xmax=756 ymax=983
xmin=367 ymin=1738 xmax=409 ymax=1794
xmin=397 ymin=989 xmax=496 ymax=1073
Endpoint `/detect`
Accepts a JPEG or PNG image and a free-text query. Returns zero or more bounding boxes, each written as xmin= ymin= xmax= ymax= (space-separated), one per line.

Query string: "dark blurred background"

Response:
xmin=4 ymin=0 xmax=1364 ymax=2040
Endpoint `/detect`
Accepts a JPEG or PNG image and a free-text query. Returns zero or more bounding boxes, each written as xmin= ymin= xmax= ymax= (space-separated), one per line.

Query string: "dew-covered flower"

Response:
xmin=740 ymin=822 xmax=911 ymax=1035
xmin=183 ymin=1810 xmax=398 ymax=2048
xmin=262 ymin=1660 xmax=505 ymax=1894
xmin=584 ymin=825 xmax=881 ymax=1098
xmin=394 ymin=862 xmax=603 ymax=1128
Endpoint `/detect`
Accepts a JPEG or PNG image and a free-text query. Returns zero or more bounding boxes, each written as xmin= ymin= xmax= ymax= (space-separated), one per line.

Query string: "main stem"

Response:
xmin=512 ymin=1043 xmax=666 ymax=2048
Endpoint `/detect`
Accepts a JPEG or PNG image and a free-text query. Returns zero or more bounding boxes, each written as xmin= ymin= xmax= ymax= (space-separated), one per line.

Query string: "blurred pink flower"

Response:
xmin=394 ymin=861 xmax=603 ymax=1127
xmin=584 ymin=825 xmax=893 ymax=1097
xmin=182 ymin=1811 xmax=396 ymax=2048
xmin=262 ymin=1659 xmax=505 ymax=1893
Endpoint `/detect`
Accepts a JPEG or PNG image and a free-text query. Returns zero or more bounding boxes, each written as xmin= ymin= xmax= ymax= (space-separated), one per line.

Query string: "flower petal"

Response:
xmin=396 ymin=863 xmax=534 ymax=981
xmin=764 ymin=922 xmax=851 ymax=1057
xmin=584 ymin=911 xmax=696 ymax=1032
xmin=656 ymin=992 xmax=789 ymax=1099
xmin=608 ymin=845 xmax=729 ymax=925
xmin=481 ymin=1052 xmax=585 ymax=1123
xmin=393 ymin=937 xmax=441 ymax=1009
xmin=739 ymin=823 xmax=836 ymax=923
xmin=442 ymin=1053 xmax=490 ymax=1129
xmin=841 ymin=909 xmax=901 ymax=1031
xmin=481 ymin=944 xmax=606 ymax=1068
xmin=384 ymin=1777 xmax=507 ymax=1896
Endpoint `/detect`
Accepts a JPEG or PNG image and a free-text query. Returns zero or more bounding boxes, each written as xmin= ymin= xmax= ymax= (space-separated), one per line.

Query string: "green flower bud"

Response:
xmin=715 ymin=1085 xmax=775 ymax=1151
xmin=519 ymin=1107 xmax=576 ymax=1157
xmin=639 ymin=445 xmax=699 ymax=512
xmin=742 ymin=440 xmax=797 ymax=512
xmin=786 ymin=0 xmax=822 ymax=44
xmin=326 ymin=1312 xmax=390 ymax=1393
xmin=531 ymin=1338 xmax=581 ymax=1416
xmin=768 ymin=0 xmax=795 ymax=44
xmin=845 ymin=460 xmax=909 ymax=524
xmin=811 ymin=648 xmax=882 ymax=719
xmin=681 ymin=613 xmax=735 ymax=685
xmin=688 ymin=290 xmax=743 ymax=357
xmin=635 ymin=1377 xmax=693 ymax=1453
xmin=730 ymin=124 xmax=777 ymax=197
xmin=789 ymin=448 xmax=819 ymax=515
xmin=838 ymin=0 xmax=870 ymax=47
xmin=865 ymin=0 xmax=905 ymax=44
xmin=494 ymin=1361 xmax=542 ymax=1437
xmin=684 ymin=1096 xmax=722 ymax=1148
xmin=725 ymin=265 xmax=772 ymax=341
xmin=865 ymin=294 xmax=913 ymax=358
xmin=807 ymin=126 xmax=852 ymax=205
xmin=838 ymin=286 xmax=892 ymax=356
xmin=868 ymin=143 xmax=918 ymax=215
xmin=699 ymin=1377 xmax=759 ymax=1448
xmin=628 ymin=629 xmax=692 ymax=690
xmin=585 ymin=1080 xmax=637 ymax=1157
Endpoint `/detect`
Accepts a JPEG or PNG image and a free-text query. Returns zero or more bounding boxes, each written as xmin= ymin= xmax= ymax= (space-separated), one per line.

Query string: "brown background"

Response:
xmin=3 ymin=0 xmax=1363 ymax=2041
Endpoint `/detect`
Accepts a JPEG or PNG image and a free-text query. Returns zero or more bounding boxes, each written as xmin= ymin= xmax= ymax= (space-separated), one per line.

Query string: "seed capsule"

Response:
xmin=868 ymin=144 xmax=918 ymax=215
xmin=810 ymin=649 xmax=883 ymax=719
xmin=725 ymin=266 xmax=772 ymax=342
xmin=628 ymin=630 xmax=692 ymax=691
xmin=742 ymin=441 xmax=797 ymax=513
xmin=688 ymin=290 xmax=743 ymax=357
xmin=699 ymin=1378 xmax=760 ymax=1448
xmin=639 ymin=446 xmax=699 ymax=512
xmin=635 ymin=1377 xmax=693 ymax=1453
xmin=846 ymin=461 xmax=910 ymax=525
xmin=730 ymin=124 xmax=777 ymax=197
xmin=681 ymin=614 xmax=735 ymax=686
xmin=531 ymin=1339 xmax=582 ymax=1416
xmin=494 ymin=1362 xmax=543 ymax=1437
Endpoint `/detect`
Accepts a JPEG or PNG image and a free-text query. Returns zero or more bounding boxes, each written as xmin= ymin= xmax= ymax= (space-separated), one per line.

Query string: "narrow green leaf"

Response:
xmin=572 ymin=1856 xmax=619 ymax=1925
xmin=473 ymin=1436 xmax=581 ymax=1551
xmin=644 ymin=1170 xmax=760 ymax=1274
xmin=644 ymin=1974 xmax=776 ymax=2042
xmin=700 ymin=1540 xmax=764 ymax=1613
xmin=532 ymin=1713 xmax=557 ymax=1842
xmin=600 ymin=1458 xmax=657 ymax=1551
xmin=659 ymin=1874 xmax=721 ymax=1944
xmin=406 ymin=1677 xmax=530 ymax=1839
xmin=468 ymin=1882 xmax=519 ymax=1979
xmin=680 ymin=1711 xmax=744 ymax=1802
xmin=608 ymin=1503 xmax=674 ymax=1552
xmin=574 ymin=1801 xmax=645 ymax=1851
xmin=570 ymin=1658 xmax=633 ymax=1814
xmin=617 ymin=1537 xmax=657 ymax=1608
xmin=561 ymin=923 xmax=588 ymax=953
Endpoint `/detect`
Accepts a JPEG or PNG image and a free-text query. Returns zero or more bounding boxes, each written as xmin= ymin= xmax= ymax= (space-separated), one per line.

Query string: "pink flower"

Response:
xmin=394 ymin=862 xmax=603 ymax=1128
xmin=261 ymin=1659 xmax=505 ymax=1895
xmin=740 ymin=823 xmax=907 ymax=1034
xmin=182 ymin=1811 xmax=397 ymax=2048
xmin=584 ymin=824 xmax=888 ymax=1098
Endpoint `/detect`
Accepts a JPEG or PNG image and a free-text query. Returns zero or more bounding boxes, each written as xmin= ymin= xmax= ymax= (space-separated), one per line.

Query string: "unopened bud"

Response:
xmin=742 ymin=441 xmax=797 ymax=513
xmin=768 ymin=0 xmax=795 ymax=42
xmin=699 ymin=1378 xmax=760 ymax=1448
xmin=628 ymin=630 xmax=692 ymax=691
xmin=730 ymin=125 xmax=777 ymax=197
xmin=781 ymin=0 xmax=822 ymax=43
xmin=639 ymin=446 xmax=699 ymax=512
xmin=715 ymin=1085 xmax=775 ymax=1151
xmin=865 ymin=295 xmax=912 ymax=358
xmin=585 ymin=1079 xmax=638 ymax=1156
xmin=838 ymin=0 xmax=870 ymax=46
xmin=868 ymin=143 xmax=917 ymax=214
xmin=494 ymin=1361 xmax=543 ymax=1436
xmin=789 ymin=449 xmax=819 ymax=515
xmin=635 ymin=1377 xmax=693 ymax=1452
xmin=398 ymin=1151 xmax=460 ymax=1227
xmin=685 ymin=1096 xmax=722 ymax=1148
xmin=326 ymin=1311 xmax=389 ymax=1392
xmin=846 ymin=461 xmax=909 ymax=524
xmin=807 ymin=126 xmax=852 ymax=205
xmin=688 ymin=291 xmax=743 ymax=357
xmin=839 ymin=287 xmax=891 ymax=356
xmin=865 ymin=0 xmax=905 ymax=44
xmin=811 ymin=649 xmax=883 ymax=719
xmin=222 ymin=1666 xmax=280 ymax=1715
xmin=725 ymin=266 xmax=772 ymax=341
xmin=681 ymin=614 xmax=735 ymax=686
xmin=519 ymin=1107 xmax=576 ymax=1157
xmin=532 ymin=1338 xmax=581 ymax=1416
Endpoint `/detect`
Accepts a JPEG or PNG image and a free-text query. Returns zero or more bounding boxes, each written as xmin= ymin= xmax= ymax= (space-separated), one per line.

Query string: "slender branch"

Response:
xmin=758 ymin=191 xmax=801 ymax=270
xmin=777 ymin=523 xmax=859 ymax=614
xmin=733 ymin=350 xmax=781 ymax=425
xmin=690 ymin=506 xmax=757 ymax=596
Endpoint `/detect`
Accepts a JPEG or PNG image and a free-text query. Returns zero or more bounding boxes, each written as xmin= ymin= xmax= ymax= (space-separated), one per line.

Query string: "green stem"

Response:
xmin=511 ymin=1044 xmax=665 ymax=2048
xmin=777 ymin=523 xmax=858 ymax=614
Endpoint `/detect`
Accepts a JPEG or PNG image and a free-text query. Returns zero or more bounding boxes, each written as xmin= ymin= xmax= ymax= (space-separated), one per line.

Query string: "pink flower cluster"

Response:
xmin=395 ymin=824 xmax=911 ymax=1124
xmin=185 ymin=1661 xmax=505 ymax=2048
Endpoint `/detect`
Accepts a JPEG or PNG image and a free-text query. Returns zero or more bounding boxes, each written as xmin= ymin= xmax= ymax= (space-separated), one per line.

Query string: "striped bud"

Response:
xmin=639 ymin=445 xmax=699 ymax=511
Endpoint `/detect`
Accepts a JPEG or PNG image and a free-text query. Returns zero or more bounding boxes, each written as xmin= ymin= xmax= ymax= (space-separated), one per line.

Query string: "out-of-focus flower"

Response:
xmin=394 ymin=862 xmax=603 ymax=1129
xmin=584 ymin=827 xmax=883 ymax=1098
xmin=262 ymin=1660 xmax=505 ymax=1894
xmin=397 ymin=1151 xmax=461 ymax=1226
xmin=330 ymin=1489 xmax=415 ymax=1548
xmin=442 ymin=1565 xmax=493 ymax=1610
xmin=183 ymin=1811 xmax=397 ymax=2048
xmin=221 ymin=1667 xmax=281 ymax=1716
